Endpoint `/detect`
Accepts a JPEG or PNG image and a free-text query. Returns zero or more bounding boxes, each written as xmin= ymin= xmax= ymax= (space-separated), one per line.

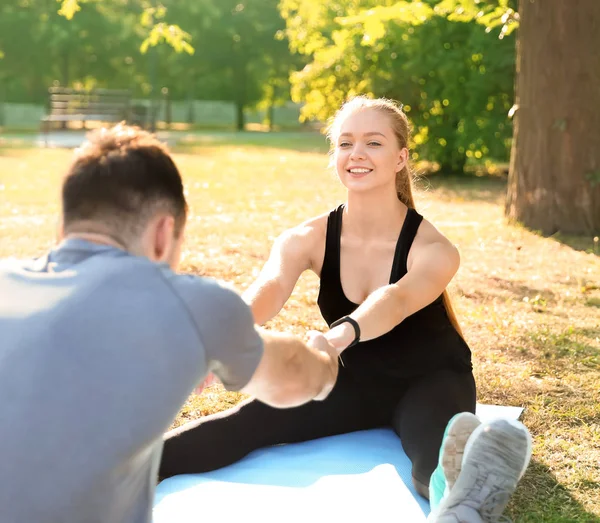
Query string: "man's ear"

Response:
xmin=152 ymin=214 xmax=176 ymax=262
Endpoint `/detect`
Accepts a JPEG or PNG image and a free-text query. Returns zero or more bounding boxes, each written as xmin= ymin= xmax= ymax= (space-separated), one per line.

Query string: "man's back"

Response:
xmin=0 ymin=239 xmax=263 ymax=523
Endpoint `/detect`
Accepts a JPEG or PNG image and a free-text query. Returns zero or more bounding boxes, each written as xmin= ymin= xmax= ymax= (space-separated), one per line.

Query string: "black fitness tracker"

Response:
xmin=330 ymin=315 xmax=361 ymax=348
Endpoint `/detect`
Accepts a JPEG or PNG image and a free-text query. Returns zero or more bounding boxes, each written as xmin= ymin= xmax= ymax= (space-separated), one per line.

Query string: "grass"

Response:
xmin=1 ymin=134 xmax=599 ymax=521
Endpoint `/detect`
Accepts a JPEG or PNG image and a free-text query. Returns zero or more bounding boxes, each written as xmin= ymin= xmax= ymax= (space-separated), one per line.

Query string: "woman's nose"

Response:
xmin=350 ymin=145 xmax=366 ymax=160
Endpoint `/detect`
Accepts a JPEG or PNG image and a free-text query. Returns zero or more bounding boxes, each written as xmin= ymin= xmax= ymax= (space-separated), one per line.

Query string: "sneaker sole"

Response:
xmin=441 ymin=413 xmax=482 ymax=491
xmin=431 ymin=419 xmax=533 ymax=522
xmin=463 ymin=418 xmax=533 ymax=480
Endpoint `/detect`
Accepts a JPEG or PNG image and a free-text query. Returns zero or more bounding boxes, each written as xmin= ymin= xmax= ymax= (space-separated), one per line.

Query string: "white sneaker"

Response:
xmin=429 ymin=418 xmax=532 ymax=523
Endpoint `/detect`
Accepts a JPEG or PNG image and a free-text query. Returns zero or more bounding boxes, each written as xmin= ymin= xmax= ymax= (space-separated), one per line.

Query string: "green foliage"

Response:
xmin=2 ymin=0 xmax=519 ymax=168
xmin=138 ymin=3 xmax=194 ymax=56
xmin=158 ymin=0 xmax=296 ymax=128
xmin=58 ymin=0 xmax=82 ymax=20
xmin=281 ymin=0 xmax=516 ymax=171
xmin=141 ymin=23 xmax=194 ymax=55
xmin=0 ymin=0 xmax=295 ymax=128
xmin=433 ymin=0 xmax=518 ymax=38
xmin=140 ymin=23 xmax=193 ymax=55
xmin=57 ymin=0 xmax=194 ymax=56
xmin=1 ymin=1 xmax=141 ymax=100
xmin=585 ymin=170 xmax=600 ymax=188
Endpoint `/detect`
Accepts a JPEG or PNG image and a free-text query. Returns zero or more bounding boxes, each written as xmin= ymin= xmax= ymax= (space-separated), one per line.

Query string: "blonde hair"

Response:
xmin=327 ymin=96 xmax=465 ymax=338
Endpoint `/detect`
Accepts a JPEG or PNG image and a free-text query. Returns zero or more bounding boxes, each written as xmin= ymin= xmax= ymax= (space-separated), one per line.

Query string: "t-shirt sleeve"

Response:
xmin=167 ymin=274 xmax=264 ymax=391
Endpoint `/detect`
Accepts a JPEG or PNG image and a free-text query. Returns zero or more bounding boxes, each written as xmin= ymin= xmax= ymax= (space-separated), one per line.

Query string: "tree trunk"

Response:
xmin=148 ymin=47 xmax=158 ymax=133
xmin=0 ymin=81 xmax=5 ymax=127
xmin=231 ymin=40 xmax=248 ymax=131
xmin=266 ymin=102 xmax=275 ymax=132
xmin=232 ymin=55 xmax=246 ymax=131
xmin=265 ymin=81 xmax=277 ymax=132
xmin=235 ymin=102 xmax=245 ymax=131
xmin=506 ymin=0 xmax=600 ymax=235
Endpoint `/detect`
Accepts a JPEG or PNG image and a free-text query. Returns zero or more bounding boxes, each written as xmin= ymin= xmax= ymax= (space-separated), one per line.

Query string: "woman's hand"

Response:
xmin=324 ymin=322 xmax=356 ymax=354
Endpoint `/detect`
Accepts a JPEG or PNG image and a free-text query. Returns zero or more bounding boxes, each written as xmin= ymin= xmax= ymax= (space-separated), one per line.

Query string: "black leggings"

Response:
xmin=159 ymin=366 xmax=476 ymax=496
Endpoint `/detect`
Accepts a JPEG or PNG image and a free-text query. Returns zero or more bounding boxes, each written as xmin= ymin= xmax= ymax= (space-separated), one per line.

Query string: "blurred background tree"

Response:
xmin=0 ymin=0 xmax=597 ymax=233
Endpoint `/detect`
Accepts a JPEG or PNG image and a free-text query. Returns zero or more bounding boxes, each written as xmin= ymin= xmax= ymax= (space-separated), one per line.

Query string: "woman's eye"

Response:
xmin=368 ymin=141 xmax=382 ymax=147
xmin=339 ymin=142 xmax=352 ymax=148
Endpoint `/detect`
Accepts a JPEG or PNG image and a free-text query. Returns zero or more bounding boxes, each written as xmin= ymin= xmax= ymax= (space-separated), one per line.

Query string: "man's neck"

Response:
xmin=62 ymin=231 xmax=128 ymax=252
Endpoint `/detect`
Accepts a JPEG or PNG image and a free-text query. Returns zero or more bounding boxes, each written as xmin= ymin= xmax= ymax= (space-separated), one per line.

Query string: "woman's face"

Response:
xmin=334 ymin=108 xmax=407 ymax=194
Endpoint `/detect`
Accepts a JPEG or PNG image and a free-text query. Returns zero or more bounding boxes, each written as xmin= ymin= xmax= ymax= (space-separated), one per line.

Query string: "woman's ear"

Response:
xmin=396 ymin=147 xmax=409 ymax=172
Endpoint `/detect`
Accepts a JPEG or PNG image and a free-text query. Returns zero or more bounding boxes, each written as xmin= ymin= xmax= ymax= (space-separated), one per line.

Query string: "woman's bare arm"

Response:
xmin=242 ymin=220 xmax=322 ymax=325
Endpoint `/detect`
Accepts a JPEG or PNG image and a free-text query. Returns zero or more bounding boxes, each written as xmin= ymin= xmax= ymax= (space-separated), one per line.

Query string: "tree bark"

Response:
xmin=232 ymin=49 xmax=247 ymax=132
xmin=506 ymin=0 xmax=600 ymax=234
xmin=235 ymin=101 xmax=245 ymax=131
xmin=266 ymin=101 xmax=275 ymax=132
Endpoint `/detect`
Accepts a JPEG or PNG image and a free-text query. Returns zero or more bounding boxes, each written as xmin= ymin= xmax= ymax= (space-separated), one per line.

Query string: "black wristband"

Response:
xmin=329 ymin=316 xmax=361 ymax=348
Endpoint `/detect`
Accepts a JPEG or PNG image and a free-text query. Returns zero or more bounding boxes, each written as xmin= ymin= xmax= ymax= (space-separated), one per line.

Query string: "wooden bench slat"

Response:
xmin=48 ymin=87 xmax=131 ymax=96
xmin=41 ymin=87 xmax=135 ymax=137
xmin=49 ymin=102 xmax=129 ymax=110
xmin=50 ymin=94 xmax=130 ymax=102
xmin=43 ymin=114 xmax=124 ymax=122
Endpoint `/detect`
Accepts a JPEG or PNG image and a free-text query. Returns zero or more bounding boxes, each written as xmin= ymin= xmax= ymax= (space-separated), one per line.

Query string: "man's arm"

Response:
xmin=241 ymin=329 xmax=338 ymax=408
xmin=325 ymin=220 xmax=460 ymax=352
xmin=169 ymin=268 xmax=337 ymax=409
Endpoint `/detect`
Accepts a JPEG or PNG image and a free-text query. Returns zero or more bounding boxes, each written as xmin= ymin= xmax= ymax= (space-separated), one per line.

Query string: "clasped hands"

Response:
xmin=194 ymin=323 xmax=351 ymax=396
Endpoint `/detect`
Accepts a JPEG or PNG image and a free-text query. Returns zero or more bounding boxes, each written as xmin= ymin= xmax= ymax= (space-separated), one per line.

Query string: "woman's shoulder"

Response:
xmin=281 ymin=210 xmax=330 ymax=243
xmin=413 ymin=214 xmax=452 ymax=245
xmin=408 ymin=213 xmax=460 ymax=269
xmin=274 ymin=211 xmax=330 ymax=271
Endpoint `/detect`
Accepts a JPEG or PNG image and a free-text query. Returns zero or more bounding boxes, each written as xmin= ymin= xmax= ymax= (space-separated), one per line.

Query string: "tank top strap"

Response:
xmin=320 ymin=203 xmax=345 ymax=280
xmin=390 ymin=208 xmax=424 ymax=283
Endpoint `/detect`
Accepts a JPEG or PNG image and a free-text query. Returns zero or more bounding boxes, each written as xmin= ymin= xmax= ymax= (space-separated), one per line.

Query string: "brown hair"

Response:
xmin=62 ymin=124 xmax=187 ymax=245
xmin=327 ymin=96 xmax=465 ymax=338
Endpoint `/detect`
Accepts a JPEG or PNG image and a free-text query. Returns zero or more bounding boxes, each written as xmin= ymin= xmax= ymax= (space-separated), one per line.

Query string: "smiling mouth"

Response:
xmin=347 ymin=168 xmax=373 ymax=175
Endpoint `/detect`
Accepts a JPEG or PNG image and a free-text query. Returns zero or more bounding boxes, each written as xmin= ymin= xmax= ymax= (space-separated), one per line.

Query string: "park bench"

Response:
xmin=41 ymin=87 xmax=134 ymax=144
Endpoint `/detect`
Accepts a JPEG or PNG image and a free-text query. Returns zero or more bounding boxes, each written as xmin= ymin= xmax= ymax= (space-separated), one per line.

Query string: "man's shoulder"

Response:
xmin=161 ymin=270 xmax=238 ymax=299
xmin=160 ymin=270 xmax=248 ymax=319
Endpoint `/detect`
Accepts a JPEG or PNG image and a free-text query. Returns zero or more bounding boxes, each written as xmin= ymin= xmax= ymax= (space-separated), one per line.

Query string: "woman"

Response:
xmin=159 ymin=96 xmax=476 ymax=500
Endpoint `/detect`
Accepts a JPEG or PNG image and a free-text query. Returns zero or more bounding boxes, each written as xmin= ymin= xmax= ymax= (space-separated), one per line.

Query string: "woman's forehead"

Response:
xmin=338 ymin=108 xmax=393 ymax=136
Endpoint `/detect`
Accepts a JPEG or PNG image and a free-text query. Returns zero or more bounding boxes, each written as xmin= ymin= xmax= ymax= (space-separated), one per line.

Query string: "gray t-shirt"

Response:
xmin=0 ymin=239 xmax=264 ymax=523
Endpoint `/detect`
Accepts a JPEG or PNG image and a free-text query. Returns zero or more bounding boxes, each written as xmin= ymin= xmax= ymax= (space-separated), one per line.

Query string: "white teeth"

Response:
xmin=349 ymin=168 xmax=371 ymax=174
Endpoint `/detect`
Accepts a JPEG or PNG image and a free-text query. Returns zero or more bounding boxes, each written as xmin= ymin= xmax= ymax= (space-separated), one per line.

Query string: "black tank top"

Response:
xmin=317 ymin=204 xmax=472 ymax=380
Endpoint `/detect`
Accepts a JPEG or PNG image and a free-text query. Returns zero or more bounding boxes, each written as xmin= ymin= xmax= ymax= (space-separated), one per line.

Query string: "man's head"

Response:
xmin=60 ymin=124 xmax=188 ymax=269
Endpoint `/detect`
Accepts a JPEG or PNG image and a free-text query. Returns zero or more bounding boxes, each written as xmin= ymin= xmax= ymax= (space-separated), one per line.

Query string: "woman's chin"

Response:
xmin=339 ymin=175 xmax=372 ymax=190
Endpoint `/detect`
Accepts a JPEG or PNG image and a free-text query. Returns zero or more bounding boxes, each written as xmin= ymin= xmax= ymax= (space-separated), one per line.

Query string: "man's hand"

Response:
xmin=241 ymin=328 xmax=340 ymax=408
xmin=305 ymin=330 xmax=339 ymax=401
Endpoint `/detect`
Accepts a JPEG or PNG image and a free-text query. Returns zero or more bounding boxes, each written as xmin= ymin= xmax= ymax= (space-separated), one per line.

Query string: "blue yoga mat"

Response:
xmin=153 ymin=404 xmax=523 ymax=523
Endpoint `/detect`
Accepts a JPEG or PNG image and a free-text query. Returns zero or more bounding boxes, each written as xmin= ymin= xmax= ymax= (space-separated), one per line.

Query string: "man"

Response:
xmin=0 ymin=125 xmax=338 ymax=523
